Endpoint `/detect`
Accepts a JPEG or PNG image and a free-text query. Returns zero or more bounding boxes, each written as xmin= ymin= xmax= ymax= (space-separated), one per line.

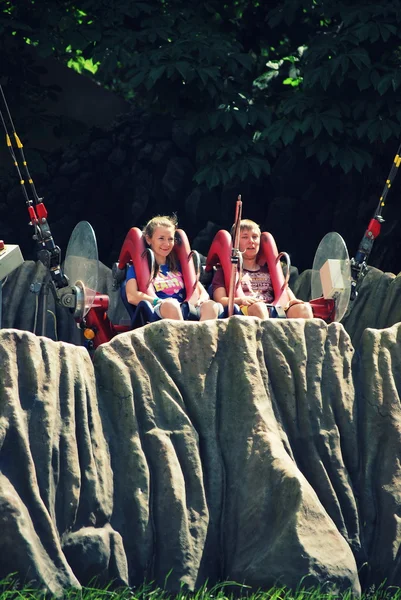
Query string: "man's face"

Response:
xmin=239 ymin=227 xmax=260 ymax=258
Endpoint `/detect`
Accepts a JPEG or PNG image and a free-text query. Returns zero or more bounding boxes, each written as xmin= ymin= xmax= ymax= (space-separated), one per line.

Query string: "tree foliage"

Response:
xmin=2 ymin=0 xmax=401 ymax=187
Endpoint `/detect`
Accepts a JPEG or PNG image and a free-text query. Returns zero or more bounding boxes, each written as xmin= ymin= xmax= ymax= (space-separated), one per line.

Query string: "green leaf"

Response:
xmin=246 ymin=158 xmax=260 ymax=178
xmin=228 ymin=163 xmax=238 ymax=178
xmin=304 ymin=139 xmax=316 ymax=158
xmin=196 ymin=136 xmax=219 ymax=161
xmin=347 ymin=48 xmax=371 ymax=69
xmin=340 ymin=56 xmax=350 ymax=75
xmin=175 ymin=61 xmax=190 ymax=80
xmin=349 ymin=148 xmax=366 ymax=173
xmin=303 ymin=69 xmax=321 ymax=89
xmin=166 ymin=65 xmax=175 ymax=78
xmin=370 ymin=70 xmax=381 ymax=88
xmin=196 ymin=67 xmax=209 ymax=87
xmin=80 ymin=27 xmax=101 ymax=42
xmin=129 ymin=70 xmax=146 ymax=87
xmin=321 ymin=110 xmax=343 ymax=135
xmin=194 ymin=165 xmax=210 ymax=185
xmin=281 ymin=124 xmax=296 ymax=145
xmin=367 ymin=23 xmax=380 ymax=43
xmin=378 ymin=22 xmax=397 ymax=42
xmin=216 ymin=148 xmax=228 ymax=160
xmin=198 ymin=113 xmax=211 ymax=133
xmin=234 ymin=110 xmax=248 ymax=129
xmin=392 ymin=70 xmax=401 ymax=91
xmin=353 ymin=23 xmax=374 ymax=42
xmin=268 ymin=10 xmax=283 ymax=28
xmin=248 ymin=106 xmax=259 ymax=126
xmin=254 ymin=107 xmax=272 ymax=128
xmin=233 ymin=53 xmax=253 ymax=71
xmin=246 ymin=156 xmax=270 ymax=179
xmin=316 ymin=146 xmax=329 ymax=164
xmin=356 ymin=120 xmax=372 ymax=139
xmin=357 ymin=148 xmax=373 ymax=168
xmin=209 ymin=166 xmax=222 ymax=189
xmin=379 ymin=120 xmax=395 ymax=143
xmin=319 ymin=67 xmax=330 ymax=90
xmin=311 ymin=115 xmax=322 ymax=137
xmin=265 ymin=121 xmax=284 ymax=144
xmin=221 ymin=112 xmax=233 ymax=132
xmin=366 ymin=120 xmax=380 ymax=143
xmin=194 ymin=165 xmax=221 ymax=189
xmin=37 ymin=40 xmax=54 ymax=58
xmin=67 ymin=30 xmax=89 ymax=50
xmin=338 ymin=151 xmax=353 ymax=174
xmin=203 ymin=67 xmax=220 ymax=82
xmin=238 ymin=159 xmax=249 ymax=181
xmin=377 ymin=74 xmax=393 ymax=96
xmin=357 ymin=71 xmax=371 ymax=91
xmin=222 ymin=170 xmax=232 ymax=186
xmin=208 ymin=111 xmax=220 ymax=130
xmin=299 ymin=114 xmax=313 ymax=135
xmin=148 ymin=65 xmax=166 ymax=85
xmin=328 ymin=56 xmax=341 ymax=76
xmin=99 ymin=51 xmax=118 ymax=77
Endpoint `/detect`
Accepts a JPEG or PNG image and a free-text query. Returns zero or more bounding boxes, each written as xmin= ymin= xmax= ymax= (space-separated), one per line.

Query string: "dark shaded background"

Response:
xmin=1 ymin=50 xmax=401 ymax=277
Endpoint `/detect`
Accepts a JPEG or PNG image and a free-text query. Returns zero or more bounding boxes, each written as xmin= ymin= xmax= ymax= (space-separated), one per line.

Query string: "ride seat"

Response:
xmin=119 ymin=277 xmax=160 ymax=328
xmin=114 ymin=226 xmax=204 ymax=329
xmin=205 ymin=229 xmax=291 ymax=310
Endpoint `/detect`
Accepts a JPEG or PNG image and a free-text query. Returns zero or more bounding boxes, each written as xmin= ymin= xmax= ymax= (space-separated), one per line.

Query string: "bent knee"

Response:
xmin=162 ymin=298 xmax=181 ymax=308
xmin=286 ymin=302 xmax=313 ymax=319
xmin=200 ymin=299 xmax=221 ymax=320
xmin=248 ymin=302 xmax=269 ymax=319
xmin=160 ymin=298 xmax=183 ymax=319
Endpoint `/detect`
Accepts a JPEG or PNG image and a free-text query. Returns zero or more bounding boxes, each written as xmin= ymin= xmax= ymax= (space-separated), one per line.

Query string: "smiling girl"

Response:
xmin=126 ymin=215 xmax=222 ymax=321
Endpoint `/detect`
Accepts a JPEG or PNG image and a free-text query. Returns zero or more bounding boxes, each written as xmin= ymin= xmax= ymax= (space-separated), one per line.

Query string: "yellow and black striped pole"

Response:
xmin=351 ymin=142 xmax=401 ymax=300
xmin=375 ymin=141 xmax=401 ymax=218
xmin=0 ymin=84 xmax=42 ymax=208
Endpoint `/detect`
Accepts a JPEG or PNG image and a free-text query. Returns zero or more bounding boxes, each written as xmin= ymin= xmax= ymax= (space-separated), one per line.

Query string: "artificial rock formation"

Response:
xmin=1 ymin=314 xmax=401 ymax=597
xmin=2 ymin=262 xmax=401 ymax=595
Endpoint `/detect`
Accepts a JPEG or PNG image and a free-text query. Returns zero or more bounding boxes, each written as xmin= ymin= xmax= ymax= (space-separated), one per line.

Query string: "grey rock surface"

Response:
xmin=1 ymin=263 xmax=401 ymax=595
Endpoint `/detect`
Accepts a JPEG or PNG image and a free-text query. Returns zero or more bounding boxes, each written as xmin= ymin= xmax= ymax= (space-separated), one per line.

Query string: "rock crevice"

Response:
xmin=1 ymin=316 xmax=401 ymax=596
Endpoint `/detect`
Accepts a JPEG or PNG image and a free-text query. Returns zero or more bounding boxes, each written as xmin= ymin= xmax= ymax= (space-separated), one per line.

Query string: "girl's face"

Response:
xmin=146 ymin=225 xmax=175 ymax=264
xmin=239 ymin=227 xmax=260 ymax=258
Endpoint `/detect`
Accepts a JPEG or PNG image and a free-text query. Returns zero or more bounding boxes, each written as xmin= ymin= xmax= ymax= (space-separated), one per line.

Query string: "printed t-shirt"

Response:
xmin=212 ymin=265 xmax=274 ymax=303
xmin=126 ymin=264 xmax=186 ymax=302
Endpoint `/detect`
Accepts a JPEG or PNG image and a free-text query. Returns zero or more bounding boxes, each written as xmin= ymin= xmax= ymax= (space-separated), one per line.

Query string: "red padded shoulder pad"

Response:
xmin=258 ymin=232 xmax=290 ymax=307
xmin=118 ymin=227 xmax=197 ymax=301
xmin=174 ymin=229 xmax=197 ymax=302
xmin=206 ymin=229 xmax=291 ymax=307
xmin=118 ymin=227 xmax=153 ymax=295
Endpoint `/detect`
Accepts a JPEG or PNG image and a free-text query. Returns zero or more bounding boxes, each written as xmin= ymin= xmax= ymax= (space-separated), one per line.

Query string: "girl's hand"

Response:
xmin=238 ymin=296 xmax=260 ymax=306
xmin=194 ymin=296 xmax=208 ymax=307
xmin=189 ymin=286 xmax=208 ymax=307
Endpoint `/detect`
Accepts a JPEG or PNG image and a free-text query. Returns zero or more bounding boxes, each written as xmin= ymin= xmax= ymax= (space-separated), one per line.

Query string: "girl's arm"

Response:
xmin=213 ymin=285 xmax=260 ymax=307
xmin=196 ymin=281 xmax=210 ymax=304
xmin=188 ymin=281 xmax=210 ymax=306
xmin=126 ymin=278 xmax=158 ymax=306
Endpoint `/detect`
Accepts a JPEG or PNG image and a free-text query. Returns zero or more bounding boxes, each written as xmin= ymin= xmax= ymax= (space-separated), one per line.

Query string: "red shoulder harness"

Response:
xmin=118 ymin=227 xmax=197 ymax=301
xmin=258 ymin=232 xmax=291 ymax=307
xmin=118 ymin=227 xmax=153 ymax=295
xmin=206 ymin=229 xmax=291 ymax=307
xmin=174 ymin=229 xmax=197 ymax=301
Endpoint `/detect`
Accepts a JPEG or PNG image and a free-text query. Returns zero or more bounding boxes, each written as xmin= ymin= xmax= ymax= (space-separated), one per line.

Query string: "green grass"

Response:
xmin=1 ymin=577 xmax=401 ymax=600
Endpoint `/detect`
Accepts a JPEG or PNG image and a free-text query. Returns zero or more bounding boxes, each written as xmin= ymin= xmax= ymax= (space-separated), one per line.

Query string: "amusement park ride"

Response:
xmin=0 ymin=85 xmax=399 ymax=352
